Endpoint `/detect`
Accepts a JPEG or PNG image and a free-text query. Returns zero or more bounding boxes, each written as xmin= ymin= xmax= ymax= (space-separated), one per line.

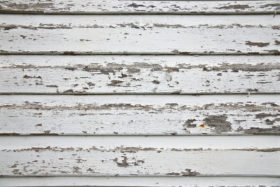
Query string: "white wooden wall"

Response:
xmin=0 ymin=0 xmax=279 ymax=186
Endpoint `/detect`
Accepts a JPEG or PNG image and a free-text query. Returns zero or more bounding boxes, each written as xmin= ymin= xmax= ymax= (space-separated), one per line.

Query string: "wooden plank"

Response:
xmin=1 ymin=95 xmax=279 ymax=135
xmin=0 ymin=136 xmax=279 ymax=176
xmin=0 ymin=0 xmax=279 ymax=14
xmin=0 ymin=177 xmax=279 ymax=187
xmin=1 ymin=55 xmax=280 ymax=94
xmin=0 ymin=15 xmax=279 ymax=54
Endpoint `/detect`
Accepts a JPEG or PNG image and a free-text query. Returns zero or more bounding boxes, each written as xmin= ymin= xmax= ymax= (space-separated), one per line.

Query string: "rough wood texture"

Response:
xmin=1 ymin=177 xmax=280 ymax=187
xmin=1 ymin=0 xmax=279 ymax=185
xmin=0 ymin=0 xmax=279 ymax=14
xmin=0 ymin=15 xmax=279 ymax=54
xmin=1 ymin=55 xmax=280 ymax=94
xmin=1 ymin=95 xmax=279 ymax=135
xmin=0 ymin=136 xmax=279 ymax=176
xmin=0 ymin=56 xmax=280 ymax=94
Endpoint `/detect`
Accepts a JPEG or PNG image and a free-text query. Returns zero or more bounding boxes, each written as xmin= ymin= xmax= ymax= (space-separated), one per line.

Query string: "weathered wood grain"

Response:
xmin=1 ymin=55 xmax=280 ymax=94
xmin=1 ymin=176 xmax=280 ymax=187
xmin=0 ymin=0 xmax=279 ymax=14
xmin=1 ymin=95 xmax=279 ymax=135
xmin=0 ymin=136 xmax=279 ymax=176
xmin=0 ymin=15 xmax=279 ymax=54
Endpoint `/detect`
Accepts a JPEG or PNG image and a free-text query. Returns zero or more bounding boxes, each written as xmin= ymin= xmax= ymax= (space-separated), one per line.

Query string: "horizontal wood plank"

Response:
xmin=0 ymin=176 xmax=280 ymax=187
xmin=0 ymin=55 xmax=280 ymax=94
xmin=1 ymin=95 xmax=279 ymax=135
xmin=0 ymin=15 xmax=279 ymax=54
xmin=0 ymin=0 xmax=279 ymax=14
xmin=0 ymin=136 xmax=279 ymax=176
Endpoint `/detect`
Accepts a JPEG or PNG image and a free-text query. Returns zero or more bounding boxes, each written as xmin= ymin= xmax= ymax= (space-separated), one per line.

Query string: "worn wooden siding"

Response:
xmin=0 ymin=0 xmax=279 ymax=14
xmin=1 ymin=55 xmax=280 ymax=94
xmin=0 ymin=0 xmax=279 ymax=186
xmin=0 ymin=15 xmax=279 ymax=55
xmin=1 ymin=95 xmax=280 ymax=136
xmin=1 ymin=177 xmax=280 ymax=187
xmin=0 ymin=136 xmax=279 ymax=176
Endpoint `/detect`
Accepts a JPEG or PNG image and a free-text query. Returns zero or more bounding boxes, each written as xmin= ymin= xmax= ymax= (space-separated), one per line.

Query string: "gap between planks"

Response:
xmin=0 ymin=52 xmax=280 ymax=56
xmin=0 ymin=11 xmax=278 ymax=15
xmin=0 ymin=93 xmax=280 ymax=95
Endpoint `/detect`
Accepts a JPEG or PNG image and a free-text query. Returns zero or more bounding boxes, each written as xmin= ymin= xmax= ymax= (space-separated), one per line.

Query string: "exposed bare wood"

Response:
xmin=0 ymin=136 xmax=279 ymax=176
xmin=1 ymin=95 xmax=279 ymax=135
xmin=0 ymin=0 xmax=279 ymax=14
xmin=0 ymin=55 xmax=279 ymax=94
xmin=0 ymin=15 xmax=279 ymax=54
